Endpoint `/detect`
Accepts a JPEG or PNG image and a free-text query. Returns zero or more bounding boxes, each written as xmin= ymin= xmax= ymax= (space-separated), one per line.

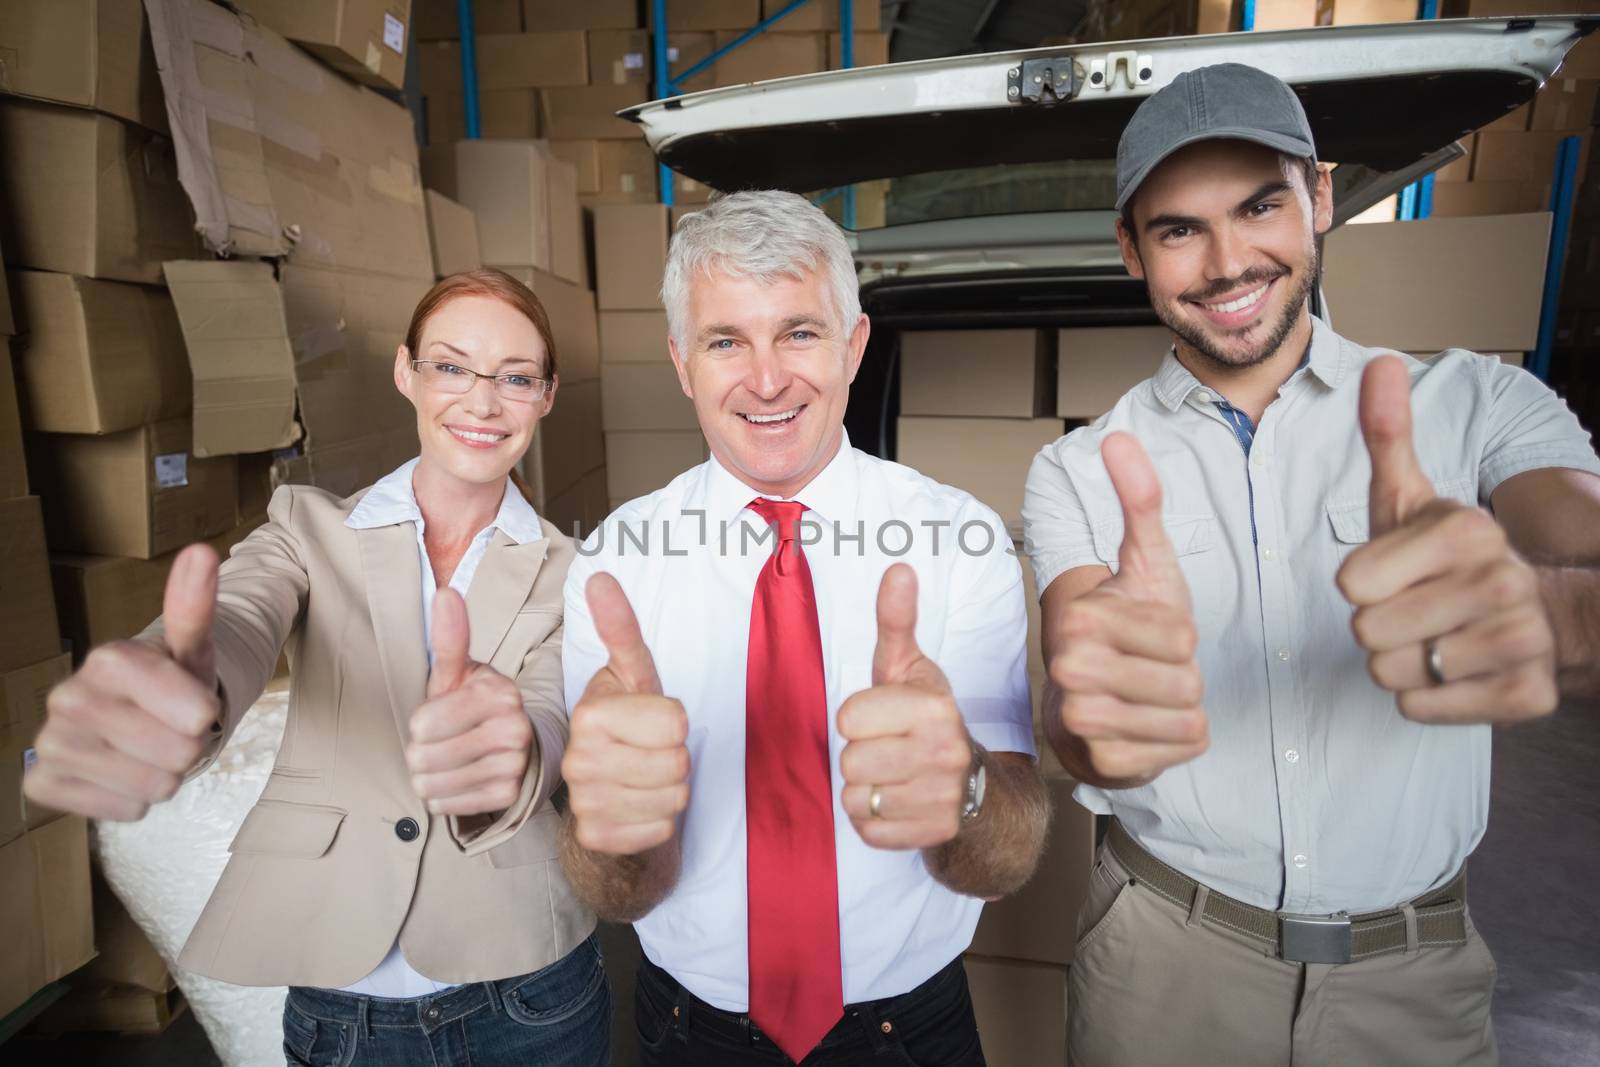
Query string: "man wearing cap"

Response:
xmin=1023 ymin=63 xmax=1600 ymax=1063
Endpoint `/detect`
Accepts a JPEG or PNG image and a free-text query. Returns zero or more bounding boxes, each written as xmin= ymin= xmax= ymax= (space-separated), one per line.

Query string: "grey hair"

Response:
xmin=660 ymin=190 xmax=861 ymax=351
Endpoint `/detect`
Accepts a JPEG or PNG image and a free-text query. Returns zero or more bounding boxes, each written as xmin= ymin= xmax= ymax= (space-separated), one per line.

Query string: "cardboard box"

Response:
xmin=1433 ymin=135 xmax=1475 ymax=183
xmin=143 ymin=0 xmax=434 ymax=281
xmin=712 ymin=31 xmax=826 ymax=87
xmin=0 ymin=0 xmax=168 ymax=132
xmin=525 ymin=0 xmax=639 ymax=31
xmin=0 ymin=343 xmax=26 ymax=499
xmin=166 ymin=261 xmax=425 ymax=488
xmin=423 ymin=140 xmax=552 ymax=272
xmin=0 ymin=654 xmax=73 ymax=848
xmin=417 ymin=33 xmax=588 ymax=96
xmin=1055 ymin=327 xmax=1173 ymax=420
xmin=1429 ymin=180 xmax=1548 ymax=218
xmin=30 ymin=419 xmax=239 ymax=560
xmin=1473 ymin=130 xmax=1589 ymax=184
xmin=539 ymin=146 xmax=587 ymax=285
xmin=962 ymin=956 xmax=1068 ymax=1067
xmin=600 ymin=310 xmax=671 ymax=364
xmin=1322 ymin=213 xmax=1551 ymax=353
xmin=551 ymin=140 xmax=659 ymax=201
xmin=1196 ymin=0 xmax=1240 ymax=33
xmin=765 ymin=0 xmax=880 ymax=30
xmin=1249 ymin=0 xmax=1331 ymax=31
xmin=0 ymin=240 xmax=12 ymax=335
xmin=901 ymin=330 xmax=1055 ymax=418
xmin=531 ymin=377 xmax=604 ymax=494
xmin=32 ymin=984 xmax=188 ymax=1036
xmin=544 ymin=464 xmax=609 ymax=538
xmin=828 ymin=32 xmax=890 ymax=69
xmin=1329 ymin=0 xmax=1421 ymax=23
xmin=539 ymin=84 xmax=650 ymax=140
xmin=1530 ymin=78 xmax=1600 ymax=132
xmin=594 ymin=204 xmax=670 ymax=310
xmin=602 ymin=362 xmax=698 ymax=431
xmin=586 ymin=30 xmax=716 ymax=93
xmin=0 ymin=99 xmax=195 ymax=286
xmin=8 ymin=272 xmax=192 ymax=435
xmin=896 ymin=417 xmax=1065 ymax=537
xmin=233 ymin=0 xmax=414 ymax=92
xmin=0 ymin=497 xmax=63 ymax=674
xmin=649 ymin=0 xmax=761 ymax=30
xmin=416 ymin=0 xmax=520 ymax=38
xmin=502 ymin=268 xmax=601 ymax=383
xmin=672 ymin=172 xmax=714 ymax=205
xmin=0 ymin=815 xmax=95 ymax=1020
xmin=79 ymin=870 xmax=175 ymax=993
xmin=969 ymin=776 xmax=1096 ymax=966
xmin=424 ymin=89 xmax=542 ymax=144
xmin=1479 ymin=101 xmax=1531 ymax=134
xmin=425 ymin=190 xmax=483 ymax=277
xmin=51 ymin=518 xmax=262 ymax=661
xmin=605 ymin=430 xmax=708 ymax=501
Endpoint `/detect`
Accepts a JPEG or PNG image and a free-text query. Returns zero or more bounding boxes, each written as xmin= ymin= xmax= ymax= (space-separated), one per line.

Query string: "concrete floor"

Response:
xmin=7 ymin=699 xmax=1597 ymax=1066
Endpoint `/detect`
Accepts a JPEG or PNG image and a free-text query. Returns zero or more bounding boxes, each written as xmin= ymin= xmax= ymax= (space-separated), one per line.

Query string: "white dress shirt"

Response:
xmin=336 ymin=458 xmax=545 ymax=998
xmin=562 ymin=432 xmax=1035 ymax=1012
xmin=1023 ymin=317 xmax=1600 ymax=914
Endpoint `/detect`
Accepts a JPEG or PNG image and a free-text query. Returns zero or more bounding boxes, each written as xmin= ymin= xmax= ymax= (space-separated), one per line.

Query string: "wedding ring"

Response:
xmin=868 ymin=785 xmax=883 ymax=819
xmin=1424 ymin=638 xmax=1447 ymax=686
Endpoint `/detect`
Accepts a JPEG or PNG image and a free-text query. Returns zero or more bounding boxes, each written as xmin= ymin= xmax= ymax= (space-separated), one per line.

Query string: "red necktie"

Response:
xmin=745 ymin=498 xmax=843 ymax=1062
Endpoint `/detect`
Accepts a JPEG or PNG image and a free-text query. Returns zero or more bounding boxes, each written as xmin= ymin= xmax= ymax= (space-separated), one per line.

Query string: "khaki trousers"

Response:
xmin=1068 ymin=843 xmax=1498 ymax=1066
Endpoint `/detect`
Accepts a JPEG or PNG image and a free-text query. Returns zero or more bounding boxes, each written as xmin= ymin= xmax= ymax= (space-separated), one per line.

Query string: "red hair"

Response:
xmin=405 ymin=268 xmax=558 ymax=381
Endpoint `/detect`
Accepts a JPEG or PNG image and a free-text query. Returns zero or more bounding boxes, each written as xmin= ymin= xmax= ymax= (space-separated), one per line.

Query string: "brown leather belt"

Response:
xmin=1107 ymin=820 xmax=1468 ymax=965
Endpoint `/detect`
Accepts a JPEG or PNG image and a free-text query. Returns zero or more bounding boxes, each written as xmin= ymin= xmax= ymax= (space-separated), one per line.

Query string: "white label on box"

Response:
xmin=624 ymin=51 xmax=645 ymax=70
xmin=384 ymin=13 xmax=406 ymax=53
xmin=668 ymin=47 xmax=681 ymax=62
xmin=621 ymin=174 xmax=636 ymax=193
xmin=155 ymin=452 xmax=189 ymax=489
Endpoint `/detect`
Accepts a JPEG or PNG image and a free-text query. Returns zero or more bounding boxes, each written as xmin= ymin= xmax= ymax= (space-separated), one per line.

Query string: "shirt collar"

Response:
xmin=1150 ymin=314 xmax=1347 ymax=414
xmin=698 ymin=428 xmax=859 ymax=526
xmin=345 ymin=457 xmax=544 ymax=545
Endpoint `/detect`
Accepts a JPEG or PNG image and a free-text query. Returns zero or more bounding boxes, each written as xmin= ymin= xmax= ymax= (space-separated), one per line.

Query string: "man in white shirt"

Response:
xmin=1023 ymin=63 xmax=1600 ymax=1064
xmin=559 ymin=190 xmax=1050 ymax=1065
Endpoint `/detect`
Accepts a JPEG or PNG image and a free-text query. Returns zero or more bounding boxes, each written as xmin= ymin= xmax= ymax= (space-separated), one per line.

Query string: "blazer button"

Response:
xmin=395 ymin=817 xmax=420 ymax=842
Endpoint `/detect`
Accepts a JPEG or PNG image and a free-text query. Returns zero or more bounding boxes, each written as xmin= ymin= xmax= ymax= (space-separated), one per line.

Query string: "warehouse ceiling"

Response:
xmin=883 ymin=0 xmax=1090 ymax=63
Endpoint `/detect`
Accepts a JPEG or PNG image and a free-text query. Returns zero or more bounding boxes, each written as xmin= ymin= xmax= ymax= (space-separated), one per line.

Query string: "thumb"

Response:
xmin=1360 ymin=355 xmax=1434 ymax=537
xmin=586 ymin=572 xmax=662 ymax=696
xmin=162 ymin=543 xmax=218 ymax=682
xmin=427 ymin=587 xmax=472 ymax=697
xmin=871 ymin=564 xmax=946 ymax=692
xmin=1102 ymin=432 xmax=1186 ymax=606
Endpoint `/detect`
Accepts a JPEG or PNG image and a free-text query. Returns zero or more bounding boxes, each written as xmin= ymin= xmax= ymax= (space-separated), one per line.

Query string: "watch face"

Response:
xmin=963 ymin=762 xmax=987 ymax=821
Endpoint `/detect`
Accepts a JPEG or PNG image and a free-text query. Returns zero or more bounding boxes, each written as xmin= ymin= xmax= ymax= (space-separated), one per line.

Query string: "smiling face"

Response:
xmin=1117 ymin=139 xmax=1333 ymax=371
xmin=668 ymin=267 xmax=868 ymax=499
xmin=393 ymin=293 xmax=555 ymax=489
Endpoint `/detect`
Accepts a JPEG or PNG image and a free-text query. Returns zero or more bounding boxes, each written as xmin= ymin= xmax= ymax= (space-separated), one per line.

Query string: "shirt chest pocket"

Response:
xmin=1089 ymin=513 xmax=1224 ymax=620
xmin=1325 ymin=477 xmax=1477 ymax=561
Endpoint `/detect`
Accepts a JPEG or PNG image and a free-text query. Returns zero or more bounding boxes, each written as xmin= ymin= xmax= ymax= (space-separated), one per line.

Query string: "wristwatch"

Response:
xmin=959 ymin=742 xmax=988 ymax=823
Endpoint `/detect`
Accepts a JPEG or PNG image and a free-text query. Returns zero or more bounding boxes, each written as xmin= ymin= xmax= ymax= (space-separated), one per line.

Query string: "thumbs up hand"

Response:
xmin=562 ymin=573 xmax=691 ymax=855
xmin=405 ymin=587 xmax=535 ymax=816
xmin=838 ymin=564 xmax=974 ymax=851
xmin=1337 ymin=356 xmax=1556 ymax=723
xmin=1048 ymin=432 xmax=1208 ymax=787
xmin=24 ymin=543 xmax=223 ymax=821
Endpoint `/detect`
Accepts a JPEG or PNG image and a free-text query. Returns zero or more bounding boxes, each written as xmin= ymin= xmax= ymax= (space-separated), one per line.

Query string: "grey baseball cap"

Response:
xmin=1115 ymin=63 xmax=1317 ymax=212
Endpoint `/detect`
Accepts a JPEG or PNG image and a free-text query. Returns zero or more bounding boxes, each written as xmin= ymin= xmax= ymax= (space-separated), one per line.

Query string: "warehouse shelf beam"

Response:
xmin=1529 ymin=134 xmax=1584 ymax=382
xmin=652 ymin=0 xmax=857 ymax=220
xmin=456 ymin=0 xmax=482 ymax=138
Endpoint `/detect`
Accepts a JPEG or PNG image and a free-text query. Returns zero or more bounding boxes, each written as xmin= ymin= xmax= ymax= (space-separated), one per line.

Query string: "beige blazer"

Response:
xmin=146 ymin=482 xmax=594 ymax=987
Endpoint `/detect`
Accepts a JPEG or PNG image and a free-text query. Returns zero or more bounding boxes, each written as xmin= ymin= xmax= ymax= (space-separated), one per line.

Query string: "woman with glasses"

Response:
xmin=24 ymin=270 xmax=609 ymax=1066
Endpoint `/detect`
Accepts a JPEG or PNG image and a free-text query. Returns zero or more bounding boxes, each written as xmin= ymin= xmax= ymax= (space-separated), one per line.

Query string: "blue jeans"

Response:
xmin=283 ymin=935 xmax=610 ymax=1066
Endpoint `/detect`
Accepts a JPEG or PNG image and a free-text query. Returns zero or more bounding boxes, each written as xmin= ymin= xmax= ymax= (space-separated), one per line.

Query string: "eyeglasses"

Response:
xmin=411 ymin=360 xmax=551 ymax=402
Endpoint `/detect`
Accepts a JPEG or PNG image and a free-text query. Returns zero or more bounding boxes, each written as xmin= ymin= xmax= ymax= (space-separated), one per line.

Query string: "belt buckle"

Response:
xmin=1278 ymin=913 xmax=1352 ymax=964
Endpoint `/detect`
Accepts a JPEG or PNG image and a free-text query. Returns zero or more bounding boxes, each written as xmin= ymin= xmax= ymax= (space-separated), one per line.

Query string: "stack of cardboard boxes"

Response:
xmin=0 ymin=225 xmax=95 ymax=1023
xmin=420 ymin=137 xmax=610 ymax=534
xmin=592 ymin=205 xmax=710 ymax=511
